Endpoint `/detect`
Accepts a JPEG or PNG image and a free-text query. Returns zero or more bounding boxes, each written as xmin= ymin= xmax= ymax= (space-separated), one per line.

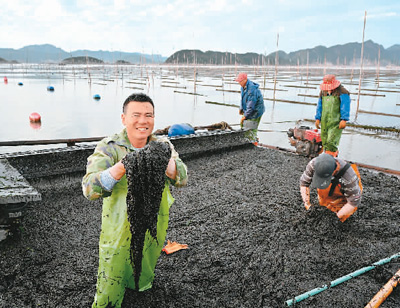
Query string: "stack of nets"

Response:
xmin=122 ymin=141 xmax=171 ymax=290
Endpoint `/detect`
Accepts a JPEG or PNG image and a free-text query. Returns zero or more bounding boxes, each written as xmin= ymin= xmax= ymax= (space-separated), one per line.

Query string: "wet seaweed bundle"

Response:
xmin=122 ymin=141 xmax=171 ymax=290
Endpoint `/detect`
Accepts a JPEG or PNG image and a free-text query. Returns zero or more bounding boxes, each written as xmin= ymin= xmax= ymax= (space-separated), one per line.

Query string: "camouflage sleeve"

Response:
xmin=82 ymin=139 xmax=119 ymax=200
xmin=158 ymin=137 xmax=188 ymax=187
xmin=300 ymin=158 xmax=316 ymax=187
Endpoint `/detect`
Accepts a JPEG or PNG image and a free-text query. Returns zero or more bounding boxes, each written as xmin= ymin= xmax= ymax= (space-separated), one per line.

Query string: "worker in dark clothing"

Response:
xmin=300 ymin=153 xmax=362 ymax=222
xmin=235 ymin=72 xmax=265 ymax=144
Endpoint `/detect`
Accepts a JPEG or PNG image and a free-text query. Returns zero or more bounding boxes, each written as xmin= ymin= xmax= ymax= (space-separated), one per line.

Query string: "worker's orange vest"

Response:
xmin=317 ymin=164 xmax=363 ymax=213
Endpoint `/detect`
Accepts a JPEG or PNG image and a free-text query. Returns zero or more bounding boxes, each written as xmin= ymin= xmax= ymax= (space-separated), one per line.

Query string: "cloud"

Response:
xmin=0 ymin=0 xmax=399 ymax=56
xmin=114 ymin=0 xmax=126 ymax=10
xmin=208 ymin=0 xmax=228 ymax=11
xmin=34 ymin=0 xmax=65 ymax=21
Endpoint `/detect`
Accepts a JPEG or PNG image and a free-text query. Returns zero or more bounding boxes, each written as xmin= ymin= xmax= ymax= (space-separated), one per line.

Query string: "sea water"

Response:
xmin=0 ymin=63 xmax=399 ymax=171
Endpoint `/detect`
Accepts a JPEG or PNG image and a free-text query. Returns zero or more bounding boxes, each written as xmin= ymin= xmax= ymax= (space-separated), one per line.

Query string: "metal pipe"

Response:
xmin=286 ymin=252 xmax=400 ymax=306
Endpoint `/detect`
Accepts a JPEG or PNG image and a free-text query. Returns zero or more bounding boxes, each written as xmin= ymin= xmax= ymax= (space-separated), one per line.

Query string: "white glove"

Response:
xmin=300 ymin=186 xmax=312 ymax=210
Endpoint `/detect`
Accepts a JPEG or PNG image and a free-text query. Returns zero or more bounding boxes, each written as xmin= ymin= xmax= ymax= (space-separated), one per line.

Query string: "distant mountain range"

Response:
xmin=0 ymin=44 xmax=166 ymax=64
xmin=165 ymin=40 xmax=400 ymax=66
xmin=0 ymin=41 xmax=399 ymax=65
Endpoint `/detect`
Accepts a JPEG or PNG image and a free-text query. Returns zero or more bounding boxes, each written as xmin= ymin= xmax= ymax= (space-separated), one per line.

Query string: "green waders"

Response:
xmin=241 ymin=116 xmax=262 ymax=143
xmin=320 ymin=95 xmax=343 ymax=152
xmin=92 ymin=183 xmax=174 ymax=308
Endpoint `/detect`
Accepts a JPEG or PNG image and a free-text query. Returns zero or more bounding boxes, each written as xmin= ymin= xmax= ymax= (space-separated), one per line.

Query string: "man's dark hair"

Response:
xmin=123 ymin=93 xmax=154 ymax=114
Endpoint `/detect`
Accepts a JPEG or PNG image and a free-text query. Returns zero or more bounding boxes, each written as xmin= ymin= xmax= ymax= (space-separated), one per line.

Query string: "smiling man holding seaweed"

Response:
xmin=82 ymin=93 xmax=188 ymax=308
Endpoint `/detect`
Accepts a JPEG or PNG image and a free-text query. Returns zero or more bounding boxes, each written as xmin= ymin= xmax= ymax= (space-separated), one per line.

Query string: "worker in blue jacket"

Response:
xmin=315 ymin=74 xmax=350 ymax=157
xmin=235 ymin=73 xmax=265 ymax=144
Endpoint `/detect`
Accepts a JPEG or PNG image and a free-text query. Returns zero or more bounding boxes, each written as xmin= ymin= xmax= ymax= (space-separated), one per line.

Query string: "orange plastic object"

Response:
xmin=325 ymin=150 xmax=338 ymax=157
xmin=162 ymin=240 xmax=188 ymax=254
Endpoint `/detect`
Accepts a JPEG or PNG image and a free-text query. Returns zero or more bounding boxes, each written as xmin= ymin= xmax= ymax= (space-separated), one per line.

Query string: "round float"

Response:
xmin=29 ymin=112 xmax=41 ymax=122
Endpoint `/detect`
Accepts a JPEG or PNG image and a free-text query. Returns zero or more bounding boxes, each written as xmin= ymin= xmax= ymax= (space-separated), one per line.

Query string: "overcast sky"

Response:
xmin=1 ymin=0 xmax=399 ymax=57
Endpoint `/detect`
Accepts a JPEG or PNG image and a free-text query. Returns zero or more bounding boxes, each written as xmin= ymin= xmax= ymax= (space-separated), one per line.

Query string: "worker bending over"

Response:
xmin=300 ymin=153 xmax=362 ymax=222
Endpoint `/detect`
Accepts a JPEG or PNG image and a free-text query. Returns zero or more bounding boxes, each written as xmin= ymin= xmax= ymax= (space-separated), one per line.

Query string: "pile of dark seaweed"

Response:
xmin=122 ymin=141 xmax=171 ymax=290
xmin=1 ymin=146 xmax=399 ymax=307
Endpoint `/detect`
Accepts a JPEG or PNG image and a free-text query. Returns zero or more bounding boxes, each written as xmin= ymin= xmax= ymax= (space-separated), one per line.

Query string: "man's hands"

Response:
xmin=240 ymin=116 xmax=246 ymax=126
xmin=300 ymin=186 xmax=312 ymax=210
xmin=239 ymin=109 xmax=244 ymax=115
xmin=339 ymin=120 xmax=347 ymax=129
xmin=109 ymin=161 xmax=126 ymax=181
xmin=166 ymin=158 xmax=177 ymax=180
xmin=111 ymin=157 xmax=176 ymax=181
xmin=337 ymin=203 xmax=357 ymax=222
xmin=315 ymin=119 xmax=346 ymax=129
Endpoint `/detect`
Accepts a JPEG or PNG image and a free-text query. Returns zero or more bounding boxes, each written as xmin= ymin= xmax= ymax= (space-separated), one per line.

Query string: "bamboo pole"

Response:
xmin=273 ymin=32 xmax=279 ymax=102
xmin=161 ymin=84 xmax=186 ymax=89
xmin=355 ymin=11 xmax=367 ymax=121
xmin=283 ymin=85 xmax=316 ymax=89
xmin=85 ymin=54 xmax=92 ymax=84
xmin=193 ymin=54 xmax=197 ymax=94
xmin=365 ymin=268 xmax=400 ymax=308
xmin=263 ymin=54 xmax=267 ymax=95
xmin=297 ymin=58 xmax=300 ymax=75
xmin=356 ymin=88 xmax=400 ymax=94
xmin=302 ymin=118 xmax=400 ymax=134
xmin=350 ymin=50 xmax=356 ymax=83
xmin=174 ymin=90 xmax=204 ymax=96
xmin=259 ymin=87 xmax=287 ymax=91
xmin=196 ymin=84 xmax=223 ymax=88
xmin=126 ymin=86 xmax=145 ymax=90
xmin=205 ymin=101 xmax=239 ymax=108
xmin=298 ymin=94 xmax=319 ymax=98
xmin=126 ymin=81 xmax=147 ymax=85
xmin=306 ymin=50 xmax=309 ymax=85
xmin=263 ymin=98 xmax=316 ymax=106
xmin=350 ymin=92 xmax=385 ymax=97
xmin=376 ymin=47 xmax=380 ymax=87
xmin=216 ymin=89 xmax=241 ymax=93
xmin=358 ymin=109 xmax=400 ymax=118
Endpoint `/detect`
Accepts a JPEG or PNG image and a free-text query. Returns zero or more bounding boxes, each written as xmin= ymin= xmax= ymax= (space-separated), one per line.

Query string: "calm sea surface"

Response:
xmin=1 ymin=63 xmax=399 ymax=171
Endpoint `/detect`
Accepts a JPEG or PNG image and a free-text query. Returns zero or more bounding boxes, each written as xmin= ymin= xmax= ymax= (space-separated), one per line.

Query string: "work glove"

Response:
xmin=337 ymin=203 xmax=358 ymax=222
xmin=300 ymin=186 xmax=311 ymax=210
xmin=240 ymin=116 xmax=246 ymax=126
xmin=239 ymin=109 xmax=244 ymax=115
xmin=165 ymin=158 xmax=177 ymax=180
xmin=339 ymin=120 xmax=347 ymax=129
xmin=315 ymin=119 xmax=320 ymax=129
xmin=162 ymin=240 xmax=188 ymax=254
